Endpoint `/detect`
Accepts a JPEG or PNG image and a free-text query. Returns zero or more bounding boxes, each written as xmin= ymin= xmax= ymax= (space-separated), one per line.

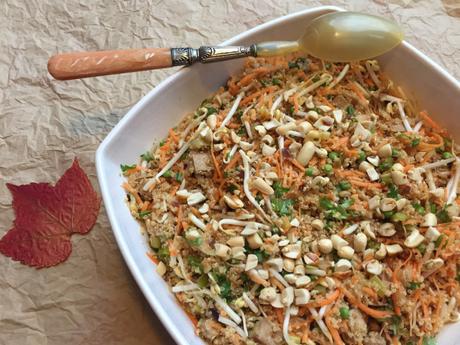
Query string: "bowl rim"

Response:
xmin=95 ymin=5 xmax=459 ymax=345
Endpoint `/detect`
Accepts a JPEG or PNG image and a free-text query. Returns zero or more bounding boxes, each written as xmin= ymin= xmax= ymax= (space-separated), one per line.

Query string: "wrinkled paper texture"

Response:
xmin=0 ymin=1 xmax=458 ymax=344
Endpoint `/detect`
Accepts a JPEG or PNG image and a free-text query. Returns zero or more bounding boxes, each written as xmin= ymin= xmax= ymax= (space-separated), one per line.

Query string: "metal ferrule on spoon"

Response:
xmin=47 ymin=12 xmax=403 ymax=80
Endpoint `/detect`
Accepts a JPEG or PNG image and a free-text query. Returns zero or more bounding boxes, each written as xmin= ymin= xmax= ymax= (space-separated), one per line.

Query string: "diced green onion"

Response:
xmin=305 ymin=167 xmax=314 ymax=177
xmin=391 ymin=212 xmax=407 ymax=222
xmin=323 ymin=164 xmax=333 ymax=174
xmin=339 ymin=307 xmax=350 ymax=319
xmin=442 ymin=152 xmax=453 ymax=159
xmin=338 ymin=180 xmax=351 ymax=191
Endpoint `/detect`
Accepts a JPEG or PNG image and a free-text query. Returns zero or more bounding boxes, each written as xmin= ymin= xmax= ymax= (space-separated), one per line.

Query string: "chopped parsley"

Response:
xmin=387 ymin=184 xmax=399 ymax=199
xmin=379 ymin=157 xmax=394 ymax=172
xmin=226 ymin=184 xmax=238 ymax=193
xmin=175 ymin=172 xmax=184 ymax=182
xmin=212 ymin=273 xmax=232 ymax=300
xmin=319 ymin=197 xmax=352 ymax=221
xmin=272 ymin=181 xmax=289 ymax=198
xmin=412 ymin=202 xmax=425 ymax=215
xmin=163 ymin=170 xmax=172 ymax=178
xmin=407 ymin=281 xmax=421 ymax=290
xmin=187 ymin=256 xmax=203 ymax=274
xmin=346 ymin=105 xmax=355 ymax=116
xmin=410 ymin=137 xmax=420 ymax=147
xmin=272 ymin=78 xmax=282 ymax=86
xmin=138 ymin=210 xmax=152 ymax=218
xmin=271 ymin=198 xmax=294 ymax=217
xmin=140 ymin=151 xmax=153 ymax=162
xmin=120 ymin=164 xmax=136 ymax=173
xmin=337 ymin=180 xmax=351 ymax=191
xmin=157 ymin=246 xmax=170 ymax=261
xmin=436 ymin=205 xmax=451 ymax=223
xmin=205 ymin=106 xmax=217 ymax=116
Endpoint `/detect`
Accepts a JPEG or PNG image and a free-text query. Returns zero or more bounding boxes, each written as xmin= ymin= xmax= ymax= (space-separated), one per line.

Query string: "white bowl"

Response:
xmin=96 ymin=6 xmax=460 ymax=345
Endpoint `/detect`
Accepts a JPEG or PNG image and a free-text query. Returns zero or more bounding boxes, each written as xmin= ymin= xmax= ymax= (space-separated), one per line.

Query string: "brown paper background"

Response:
xmin=0 ymin=1 xmax=458 ymax=344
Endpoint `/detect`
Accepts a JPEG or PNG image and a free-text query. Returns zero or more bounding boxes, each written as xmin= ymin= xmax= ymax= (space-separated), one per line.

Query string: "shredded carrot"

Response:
xmin=240 ymin=86 xmax=276 ymax=106
xmin=122 ymin=182 xmax=143 ymax=205
xmin=348 ymin=178 xmax=383 ymax=189
xmin=339 ymin=286 xmax=392 ymax=319
xmin=146 ymin=252 xmax=159 ymax=264
xmin=418 ymin=110 xmax=446 ymax=134
xmin=225 ymin=153 xmax=241 ymax=171
xmin=292 ymin=93 xmax=299 ymax=113
xmin=325 ymin=311 xmax=345 ymax=345
xmin=362 ymin=286 xmax=378 ymax=300
xmin=140 ymin=201 xmax=151 ymax=211
xmin=275 ymin=308 xmax=284 ymax=325
xmin=169 ymin=128 xmax=179 ymax=144
xmin=290 ymin=159 xmax=305 ymax=173
xmin=210 ymin=145 xmax=222 ymax=180
xmin=349 ymin=82 xmax=367 ymax=103
xmin=185 ymin=310 xmax=199 ymax=328
xmin=176 ymin=206 xmax=183 ymax=233
xmin=301 ymin=317 xmax=312 ymax=343
xmin=308 ymin=289 xmax=340 ymax=308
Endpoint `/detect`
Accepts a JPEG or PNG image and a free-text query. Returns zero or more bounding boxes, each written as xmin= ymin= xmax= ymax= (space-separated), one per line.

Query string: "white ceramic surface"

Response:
xmin=96 ymin=6 xmax=460 ymax=345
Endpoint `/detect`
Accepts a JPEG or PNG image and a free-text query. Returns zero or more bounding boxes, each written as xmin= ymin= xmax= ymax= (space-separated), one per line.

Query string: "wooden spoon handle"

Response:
xmin=48 ymin=48 xmax=172 ymax=80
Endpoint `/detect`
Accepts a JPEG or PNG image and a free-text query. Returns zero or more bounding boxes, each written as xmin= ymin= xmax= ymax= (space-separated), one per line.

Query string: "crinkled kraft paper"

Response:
xmin=0 ymin=1 xmax=458 ymax=344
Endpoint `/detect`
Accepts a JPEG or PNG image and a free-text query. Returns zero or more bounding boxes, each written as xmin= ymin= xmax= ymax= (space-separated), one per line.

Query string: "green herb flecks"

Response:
xmin=120 ymin=164 xmax=136 ymax=173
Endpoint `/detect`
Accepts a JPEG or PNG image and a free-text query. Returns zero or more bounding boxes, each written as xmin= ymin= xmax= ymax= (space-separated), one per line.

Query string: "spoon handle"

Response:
xmin=48 ymin=46 xmax=257 ymax=80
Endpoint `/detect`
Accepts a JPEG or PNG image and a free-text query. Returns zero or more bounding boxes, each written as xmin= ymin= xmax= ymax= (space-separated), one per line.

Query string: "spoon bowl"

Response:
xmin=298 ymin=12 xmax=404 ymax=61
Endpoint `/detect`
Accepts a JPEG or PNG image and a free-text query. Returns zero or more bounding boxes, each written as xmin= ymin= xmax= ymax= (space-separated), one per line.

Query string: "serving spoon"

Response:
xmin=48 ymin=12 xmax=403 ymax=80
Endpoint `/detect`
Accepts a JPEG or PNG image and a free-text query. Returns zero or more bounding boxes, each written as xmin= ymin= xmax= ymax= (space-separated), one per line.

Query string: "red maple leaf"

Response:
xmin=0 ymin=159 xmax=101 ymax=268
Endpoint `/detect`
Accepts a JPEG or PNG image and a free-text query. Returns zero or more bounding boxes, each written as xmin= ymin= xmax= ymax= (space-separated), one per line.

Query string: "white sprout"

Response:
xmin=217 ymin=315 xmax=246 ymax=338
xmin=240 ymin=150 xmax=271 ymax=222
xmin=178 ymin=114 xmax=206 ymax=147
xmin=380 ymin=94 xmax=405 ymax=103
xmin=171 ymin=283 xmax=200 ymax=293
xmin=425 ymin=169 xmax=437 ymax=191
xmin=218 ymin=219 xmax=270 ymax=232
xmin=143 ymin=122 xmax=206 ymax=190
xmin=242 ymin=292 xmax=259 ymax=314
xmin=283 ymin=306 xmax=293 ymax=345
xmin=219 ymin=93 xmax=244 ymax=129
xmin=269 ymin=268 xmax=290 ymax=288
xmin=413 ymin=121 xmax=423 ymax=133
xmin=189 ymin=213 xmax=206 ymax=231
xmin=244 ymin=121 xmax=253 ymax=139
xmin=396 ymin=101 xmax=413 ymax=132
xmin=308 ymin=307 xmax=332 ymax=342
xmin=447 ymin=159 xmax=460 ymax=204
xmin=365 ymin=61 xmax=381 ymax=88
xmin=328 ymin=64 xmax=350 ymax=89
xmin=421 ymin=157 xmax=456 ymax=171
xmin=270 ymin=94 xmax=283 ymax=116
xmin=298 ymin=75 xmax=332 ymax=97
xmin=239 ymin=310 xmax=249 ymax=337
xmin=223 ymin=144 xmax=238 ymax=164
xmin=343 ymin=224 xmax=359 ymax=235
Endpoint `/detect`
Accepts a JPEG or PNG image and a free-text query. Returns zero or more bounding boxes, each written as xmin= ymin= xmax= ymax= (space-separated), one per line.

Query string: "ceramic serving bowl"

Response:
xmin=96 ymin=6 xmax=460 ymax=344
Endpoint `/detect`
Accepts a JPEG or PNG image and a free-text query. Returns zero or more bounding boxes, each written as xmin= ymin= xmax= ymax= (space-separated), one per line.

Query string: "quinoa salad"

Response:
xmin=121 ymin=54 xmax=460 ymax=345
